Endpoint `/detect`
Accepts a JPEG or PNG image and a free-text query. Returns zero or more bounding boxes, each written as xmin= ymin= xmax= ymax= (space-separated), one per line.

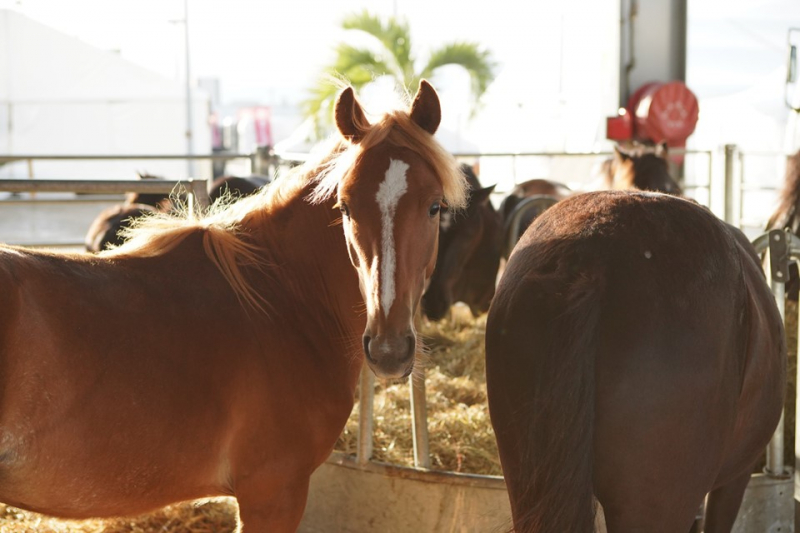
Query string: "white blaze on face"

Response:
xmin=375 ymin=158 xmax=409 ymax=317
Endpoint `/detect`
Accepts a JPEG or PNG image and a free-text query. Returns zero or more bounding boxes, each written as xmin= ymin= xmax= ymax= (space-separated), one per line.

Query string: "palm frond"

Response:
xmin=301 ymin=43 xmax=394 ymax=137
xmin=420 ymin=42 xmax=496 ymax=114
xmin=332 ymin=43 xmax=394 ymax=81
xmin=303 ymin=11 xmax=496 ymax=132
xmin=342 ymin=10 xmax=415 ymax=86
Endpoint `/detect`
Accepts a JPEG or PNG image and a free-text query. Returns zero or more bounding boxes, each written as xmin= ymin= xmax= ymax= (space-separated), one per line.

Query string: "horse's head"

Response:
xmin=422 ymin=165 xmax=500 ymax=321
xmin=332 ymin=81 xmax=467 ymax=379
xmin=610 ymin=143 xmax=682 ymax=195
xmin=127 ymin=172 xmax=175 ymax=212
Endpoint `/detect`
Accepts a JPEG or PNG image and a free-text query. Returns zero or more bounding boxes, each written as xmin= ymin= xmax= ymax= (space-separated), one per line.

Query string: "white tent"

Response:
xmin=0 ymin=9 xmax=211 ymax=181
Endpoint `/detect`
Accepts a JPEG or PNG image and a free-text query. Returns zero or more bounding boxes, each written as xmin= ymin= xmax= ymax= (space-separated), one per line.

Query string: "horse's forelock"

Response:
xmin=310 ymin=111 xmax=467 ymax=211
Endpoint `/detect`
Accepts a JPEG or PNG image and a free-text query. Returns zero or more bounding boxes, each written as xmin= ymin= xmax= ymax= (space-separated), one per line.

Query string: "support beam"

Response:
xmin=619 ymin=0 xmax=687 ymax=106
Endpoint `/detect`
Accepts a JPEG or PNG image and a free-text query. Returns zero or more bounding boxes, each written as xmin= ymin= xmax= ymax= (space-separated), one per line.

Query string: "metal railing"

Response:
xmin=0 ymin=178 xmax=210 ymax=210
xmin=732 ymin=148 xmax=789 ymax=232
xmin=0 ymin=147 xmax=306 ymax=179
xmin=752 ymin=230 xmax=798 ymax=483
xmin=453 ymin=148 xmax=715 ymax=212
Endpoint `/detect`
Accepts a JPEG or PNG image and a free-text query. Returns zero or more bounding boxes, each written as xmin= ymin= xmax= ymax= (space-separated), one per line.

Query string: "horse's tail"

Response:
xmin=487 ymin=266 xmax=604 ymax=533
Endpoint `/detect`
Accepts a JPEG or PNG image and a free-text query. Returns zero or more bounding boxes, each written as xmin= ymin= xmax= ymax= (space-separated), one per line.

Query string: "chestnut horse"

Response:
xmin=0 ymin=80 xmax=465 ymax=531
xmin=486 ymin=191 xmax=785 ymax=532
xmin=421 ymin=163 xmax=501 ymax=320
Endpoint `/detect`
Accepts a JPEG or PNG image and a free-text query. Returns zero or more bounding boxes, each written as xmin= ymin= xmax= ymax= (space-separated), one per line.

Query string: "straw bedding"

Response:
xmin=0 ymin=499 xmax=238 ymax=532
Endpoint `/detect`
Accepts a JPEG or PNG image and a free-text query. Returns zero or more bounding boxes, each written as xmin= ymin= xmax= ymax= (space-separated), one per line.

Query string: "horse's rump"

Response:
xmin=487 ymin=191 xmax=785 ymax=532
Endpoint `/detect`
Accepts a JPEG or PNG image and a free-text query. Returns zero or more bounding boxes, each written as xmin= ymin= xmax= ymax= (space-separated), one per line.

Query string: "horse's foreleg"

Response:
xmin=702 ymin=468 xmax=752 ymax=533
xmin=235 ymin=475 xmax=311 ymax=533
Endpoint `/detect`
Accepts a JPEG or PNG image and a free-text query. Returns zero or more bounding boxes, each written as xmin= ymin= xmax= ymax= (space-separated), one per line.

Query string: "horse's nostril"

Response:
xmin=406 ymin=335 xmax=415 ymax=359
xmin=363 ymin=335 xmax=374 ymax=362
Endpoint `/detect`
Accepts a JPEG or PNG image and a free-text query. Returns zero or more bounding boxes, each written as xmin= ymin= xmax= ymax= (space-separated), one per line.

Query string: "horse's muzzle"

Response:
xmin=362 ymin=333 xmax=415 ymax=379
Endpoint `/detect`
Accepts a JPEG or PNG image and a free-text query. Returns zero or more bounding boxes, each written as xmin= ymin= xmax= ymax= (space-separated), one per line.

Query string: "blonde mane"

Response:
xmin=103 ymin=102 xmax=465 ymax=315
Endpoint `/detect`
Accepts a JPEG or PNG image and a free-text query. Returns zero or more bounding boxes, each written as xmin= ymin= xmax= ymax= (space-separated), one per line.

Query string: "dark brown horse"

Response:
xmin=422 ymin=175 xmax=571 ymax=320
xmin=486 ymin=191 xmax=785 ymax=532
xmin=421 ymin=163 xmax=501 ymax=320
xmin=605 ymin=142 xmax=682 ymax=195
xmin=0 ymin=80 xmax=465 ymax=531
xmin=84 ymin=203 xmax=158 ymax=252
xmin=499 ymin=179 xmax=572 ymax=258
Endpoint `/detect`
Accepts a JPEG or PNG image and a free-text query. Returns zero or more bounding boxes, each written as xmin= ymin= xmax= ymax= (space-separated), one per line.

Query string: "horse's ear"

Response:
xmin=409 ymin=80 xmax=441 ymax=135
xmin=472 ymin=185 xmax=496 ymax=206
xmin=499 ymin=194 xmax=521 ymax=222
xmin=335 ymin=87 xmax=369 ymax=143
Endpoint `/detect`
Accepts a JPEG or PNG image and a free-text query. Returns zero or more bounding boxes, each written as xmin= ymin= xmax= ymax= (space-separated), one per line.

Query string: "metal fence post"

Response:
xmin=188 ymin=178 xmax=209 ymax=216
xmin=766 ymin=230 xmax=789 ymax=477
xmin=723 ymin=144 xmax=738 ymax=226
xmin=250 ymin=146 xmax=273 ymax=176
xmin=409 ymin=371 xmax=431 ymax=469
xmin=512 ymin=154 xmax=518 ymax=186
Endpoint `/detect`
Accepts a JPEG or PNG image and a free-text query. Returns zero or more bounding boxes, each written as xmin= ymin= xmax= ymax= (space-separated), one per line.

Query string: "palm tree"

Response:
xmin=304 ymin=10 xmax=495 ymax=136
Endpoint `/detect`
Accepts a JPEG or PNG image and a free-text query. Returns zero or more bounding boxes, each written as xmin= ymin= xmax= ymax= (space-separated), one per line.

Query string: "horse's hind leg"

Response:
xmin=235 ymin=474 xmax=311 ymax=533
xmin=702 ymin=468 xmax=752 ymax=533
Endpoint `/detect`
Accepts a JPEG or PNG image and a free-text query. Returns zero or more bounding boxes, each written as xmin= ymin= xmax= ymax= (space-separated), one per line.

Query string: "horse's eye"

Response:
xmin=339 ymin=202 xmax=350 ymax=217
xmin=429 ymin=202 xmax=441 ymax=217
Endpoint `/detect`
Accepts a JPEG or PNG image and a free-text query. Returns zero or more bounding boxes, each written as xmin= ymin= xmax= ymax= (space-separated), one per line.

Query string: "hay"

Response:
xmin=0 ymin=499 xmax=238 ymax=532
xmin=335 ymin=305 xmax=502 ymax=476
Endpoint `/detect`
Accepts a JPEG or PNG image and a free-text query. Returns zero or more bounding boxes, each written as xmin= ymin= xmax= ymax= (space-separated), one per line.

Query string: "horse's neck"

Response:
xmin=245 ymin=184 xmax=364 ymax=340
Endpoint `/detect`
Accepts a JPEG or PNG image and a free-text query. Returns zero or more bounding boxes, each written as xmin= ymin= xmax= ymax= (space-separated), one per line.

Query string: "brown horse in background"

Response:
xmin=767 ymin=149 xmax=800 ymax=299
xmin=0 ymin=80 xmax=465 ymax=531
xmin=421 ymin=163 xmax=501 ymax=320
xmin=84 ymin=203 xmax=158 ymax=252
xmin=422 ymin=174 xmax=574 ymax=321
xmin=86 ymin=174 xmax=271 ymax=252
xmin=422 ymin=143 xmax=684 ymax=320
xmin=486 ymin=191 xmax=785 ymax=532
xmin=128 ymin=173 xmax=271 ymax=209
xmin=605 ymin=142 xmax=682 ymax=195
xmin=498 ymin=179 xmax=572 ymax=258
